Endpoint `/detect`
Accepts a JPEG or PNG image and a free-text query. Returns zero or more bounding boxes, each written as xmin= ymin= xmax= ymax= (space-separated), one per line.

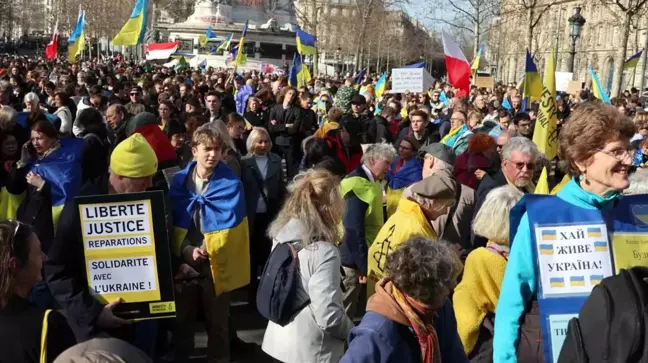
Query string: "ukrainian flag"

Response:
xmin=112 ymin=0 xmax=148 ymax=46
xmin=570 ymin=276 xmax=585 ymax=287
xmin=539 ymin=243 xmax=554 ymax=255
xmin=295 ymin=26 xmax=316 ymax=55
xmin=471 ymin=45 xmax=482 ymax=72
xmin=590 ymin=275 xmax=604 ymax=285
xmin=199 ymin=26 xmax=216 ymax=47
xmin=541 ymin=229 xmax=557 ymax=241
xmin=169 ymin=161 xmax=250 ymax=296
xmin=550 ymin=277 xmax=565 ymax=288
xmin=594 ymin=241 xmax=609 ymax=252
xmin=0 ymin=188 xmax=23 ymax=221
xmin=588 ymin=64 xmax=611 ymax=104
xmin=523 ymin=49 xmax=543 ymax=102
xmin=587 ymin=227 xmax=602 ymax=238
xmin=234 ymin=21 xmax=248 ymax=66
xmin=288 ymin=53 xmax=311 ymax=88
xmin=624 ymin=50 xmax=642 ymax=70
xmin=67 ymin=9 xmax=85 ymax=64
xmin=30 ymin=137 xmax=84 ymax=229
xmin=375 ymin=72 xmax=387 ymax=99
xmin=216 ymin=33 xmax=233 ymax=52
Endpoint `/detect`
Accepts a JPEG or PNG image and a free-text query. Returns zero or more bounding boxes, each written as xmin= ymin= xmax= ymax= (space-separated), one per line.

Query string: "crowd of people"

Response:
xmin=0 ymin=53 xmax=645 ymax=363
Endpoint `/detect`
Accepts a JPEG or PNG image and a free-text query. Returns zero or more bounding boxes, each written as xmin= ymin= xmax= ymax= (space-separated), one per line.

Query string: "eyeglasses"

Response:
xmin=597 ymin=147 xmax=636 ymax=161
xmin=130 ymin=93 xmax=138 ymax=96
xmin=507 ymin=160 xmax=535 ymax=171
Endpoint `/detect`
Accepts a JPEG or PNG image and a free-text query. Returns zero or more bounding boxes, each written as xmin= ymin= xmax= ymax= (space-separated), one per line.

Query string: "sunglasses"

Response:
xmin=508 ymin=160 xmax=535 ymax=170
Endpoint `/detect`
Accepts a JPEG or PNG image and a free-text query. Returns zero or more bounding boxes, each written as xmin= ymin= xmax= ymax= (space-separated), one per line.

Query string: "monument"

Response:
xmin=156 ymin=0 xmax=299 ymax=69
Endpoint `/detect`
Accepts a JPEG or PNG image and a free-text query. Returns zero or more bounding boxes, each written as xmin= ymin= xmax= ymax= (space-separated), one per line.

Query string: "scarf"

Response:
xmin=368 ymin=279 xmax=441 ymax=363
xmin=441 ymin=124 xmax=468 ymax=148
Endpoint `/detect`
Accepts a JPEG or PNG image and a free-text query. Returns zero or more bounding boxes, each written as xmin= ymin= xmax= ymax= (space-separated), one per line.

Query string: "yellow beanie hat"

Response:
xmin=110 ymin=133 xmax=158 ymax=178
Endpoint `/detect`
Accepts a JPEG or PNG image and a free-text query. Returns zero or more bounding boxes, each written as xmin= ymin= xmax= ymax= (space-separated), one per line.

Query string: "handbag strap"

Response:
xmin=40 ymin=309 xmax=52 ymax=363
xmin=251 ymin=165 xmax=270 ymax=206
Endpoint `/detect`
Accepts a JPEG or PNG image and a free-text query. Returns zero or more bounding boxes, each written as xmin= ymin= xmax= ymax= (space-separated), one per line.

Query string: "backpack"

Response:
xmin=558 ymin=267 xmax=648 ymax=363
xmin=256 ymin=240 xmax=310 ymax=326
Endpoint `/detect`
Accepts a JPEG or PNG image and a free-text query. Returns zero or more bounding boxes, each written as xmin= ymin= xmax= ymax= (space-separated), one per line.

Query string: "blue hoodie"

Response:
xmin=493 ymin=178 xmax=620 ymax=362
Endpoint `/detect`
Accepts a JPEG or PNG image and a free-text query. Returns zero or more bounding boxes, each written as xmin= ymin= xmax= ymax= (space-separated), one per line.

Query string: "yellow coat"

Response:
xmin=452 ymin=244 xmax=508 ymax=354
xmin=367 ymin=198 xmax=436 ymax=296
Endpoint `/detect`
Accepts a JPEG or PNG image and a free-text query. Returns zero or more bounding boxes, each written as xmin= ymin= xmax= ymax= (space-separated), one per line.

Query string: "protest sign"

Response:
xmin=534 ymin=224 xmax=613 ymax=298
xmin=391 ymin=68 xmax=433 ymax=93
xmin=555 ymin=72 xmax=573 ymax=92
xmin=77 ymin=191 xmax=175 ymax=321
xmin=475 ymin=76 xmax=494 ymax=89
xmin=567 ymin=81 xmax=583 ymax=95
xmin=548 ymin=313 xmax=579 ymax=360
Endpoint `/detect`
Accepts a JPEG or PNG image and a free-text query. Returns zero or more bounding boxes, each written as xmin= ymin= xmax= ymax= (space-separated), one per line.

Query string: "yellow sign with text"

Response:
xmin=611 ymin=233 xmax=648 ymax=273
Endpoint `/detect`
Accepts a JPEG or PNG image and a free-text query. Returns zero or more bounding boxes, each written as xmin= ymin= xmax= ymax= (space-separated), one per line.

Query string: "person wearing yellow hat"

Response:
xmin=43 ymin=133 xmax=189 ymax=357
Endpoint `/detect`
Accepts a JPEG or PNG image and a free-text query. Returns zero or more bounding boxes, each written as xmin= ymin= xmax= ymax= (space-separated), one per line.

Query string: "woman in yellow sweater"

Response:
xmin=452 ymin=185 xmax=523 ymax=357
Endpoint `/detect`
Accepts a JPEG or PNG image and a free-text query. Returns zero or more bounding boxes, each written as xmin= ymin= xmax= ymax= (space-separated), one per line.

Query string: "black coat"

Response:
xmin=243 ymin=110 xmax=268 ymax=128
xmin=0 ymin=297 xmax=76 ymax=363
xmin=267 ymin=104 xmax=302 ymax=143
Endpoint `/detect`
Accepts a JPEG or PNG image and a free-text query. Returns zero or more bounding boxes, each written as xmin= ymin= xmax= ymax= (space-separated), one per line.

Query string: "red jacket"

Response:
xmin=453 ymin=152 xmax=496 ymax=190
xmin=324 ymin=135 xmax=363 ymax=175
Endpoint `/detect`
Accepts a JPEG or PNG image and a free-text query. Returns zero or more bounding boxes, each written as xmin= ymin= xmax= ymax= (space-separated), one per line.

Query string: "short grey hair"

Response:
xmin=361 ymin=142 xmax=397 ymax=164
xmin=472 ymin=185 xmax=524 ymax=243
xmin=0 ymin=80 xmax=11 ymax=92
xmin=24 ymin=92 xmax=40 ymax=106
xmin=246 ymin=127 xmax=272 ymax=154
xmin=502 ymin=136 xmax=539 ymax=161
xmin=625 ymin=169 xmax=648 ymax=195
xmin=205 ymin=120 xmax=236 ymax=153
xmin=384 ymin=237 xmax=462 ymax=307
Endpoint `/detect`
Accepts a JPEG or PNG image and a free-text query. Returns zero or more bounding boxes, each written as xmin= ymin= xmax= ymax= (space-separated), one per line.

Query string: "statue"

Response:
xmin=264 ymin=0 xmax=294 ymax=14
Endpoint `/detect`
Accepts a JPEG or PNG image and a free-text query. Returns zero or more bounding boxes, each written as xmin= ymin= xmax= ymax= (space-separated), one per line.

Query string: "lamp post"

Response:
xmin=335 ymin=47 xmax=341 ymax=76
xmin=568 ymin=6 xmax=586 ymax=74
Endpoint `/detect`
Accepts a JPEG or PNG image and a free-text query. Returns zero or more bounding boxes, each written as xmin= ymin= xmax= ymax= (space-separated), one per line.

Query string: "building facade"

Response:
xmin=487 ymin=0 xmax=648 ymax=94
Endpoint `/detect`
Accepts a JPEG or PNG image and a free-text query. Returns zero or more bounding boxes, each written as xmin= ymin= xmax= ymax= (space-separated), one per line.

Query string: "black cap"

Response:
xmin=351 ymin=94 xmax=366 ymax=105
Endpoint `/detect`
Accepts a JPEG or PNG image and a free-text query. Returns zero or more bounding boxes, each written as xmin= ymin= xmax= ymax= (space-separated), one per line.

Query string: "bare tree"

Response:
xmin=506 ymin=0 xmax=558 ymax=52
xmin=598 ymin=0 xmax=648 ymax=97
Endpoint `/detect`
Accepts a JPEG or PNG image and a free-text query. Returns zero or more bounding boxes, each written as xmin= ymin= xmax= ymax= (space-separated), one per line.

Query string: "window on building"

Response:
xmin=260 ymin=43 xmax=283 ymax=59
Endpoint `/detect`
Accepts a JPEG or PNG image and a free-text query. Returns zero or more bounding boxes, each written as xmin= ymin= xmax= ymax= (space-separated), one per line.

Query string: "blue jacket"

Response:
xmin=339 ymin=167 xmax=370 ymax=274
xmin=341 ymin=299 xmax=468 ymax=363
xmin=493 ymin=178 xmax=620 ymax=362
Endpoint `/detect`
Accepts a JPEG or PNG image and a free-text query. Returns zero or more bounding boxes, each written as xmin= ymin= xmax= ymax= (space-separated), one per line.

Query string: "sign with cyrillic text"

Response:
xmin=77 ymin=191 xmax=175 ymax=321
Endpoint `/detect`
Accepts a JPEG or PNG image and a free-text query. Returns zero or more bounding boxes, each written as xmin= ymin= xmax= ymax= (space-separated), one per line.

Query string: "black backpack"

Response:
xmin=256 ymin=240 xmax=310 ymax=326
xmin=558 ymin=267 xmax=648 ymax=363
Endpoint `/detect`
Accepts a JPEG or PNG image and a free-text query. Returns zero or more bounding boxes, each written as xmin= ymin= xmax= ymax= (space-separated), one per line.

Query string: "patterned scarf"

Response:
xmin=374 ymin=279 xmax=442 ymax=363
xmin=441 ymin=124 xmax=468 ymax=148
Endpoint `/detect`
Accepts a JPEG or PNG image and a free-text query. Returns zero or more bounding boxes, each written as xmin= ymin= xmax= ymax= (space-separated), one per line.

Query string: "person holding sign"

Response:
xmin=169 ymin=124 xmax=250 ymax=363
xmin=45 ymin=133 xmax=159 ymax=342
xmin=493 ymin=103 xmax=636 ymax=362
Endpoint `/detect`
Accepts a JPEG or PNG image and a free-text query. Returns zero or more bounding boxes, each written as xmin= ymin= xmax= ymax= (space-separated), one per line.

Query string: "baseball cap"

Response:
xmin=351 ymin=94 xmax=366 ymax=105
xmin=419 ymin=143 xmax=456 ymax=165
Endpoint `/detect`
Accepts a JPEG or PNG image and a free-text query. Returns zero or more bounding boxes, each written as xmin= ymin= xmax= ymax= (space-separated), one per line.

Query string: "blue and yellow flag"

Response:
xmin=199 ymin=26 xmax=216 ymax=47
xmin=288 ymin=53 xmax=311 ymax=88
xmin=354 ymin=69 xmax=367 ymax=85
xmin=471 ymin=45 xmax=482 ymax=72
xmin=216 ymin=33 xmax=233 ymax=52
xmin=375 ymin=72 xmax=387 ymax=98
xmin=589 ymin=64 xmax=611 ymax=104
xmin=169 ymin=161 xmax=250 ymax=296
xmin=296 ymin=26 xmax=316 ymax=55
xmin=624 ymin=50 xmax=642 ymax=70
xmin=112 ymin=0 xmax=148 ymax=46
xmin=68 ymin=9 xmax=85 ymax=64
xmin=234 ymin=21 xmax=248 ymax=66
xmin=30 ymin=137 xmax=84 ymax=228
xmin=533 ymin=48 xmax=558 ymax=160
xmin=523 ymin=49 xmax=542 ymax=102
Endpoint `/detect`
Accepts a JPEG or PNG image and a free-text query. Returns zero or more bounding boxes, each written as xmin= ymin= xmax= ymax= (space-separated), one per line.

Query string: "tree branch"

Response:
xmin=428 ymin=17 xmax=474 ymax=33
xmin=530 ymin=0 xmax=558 ymax=29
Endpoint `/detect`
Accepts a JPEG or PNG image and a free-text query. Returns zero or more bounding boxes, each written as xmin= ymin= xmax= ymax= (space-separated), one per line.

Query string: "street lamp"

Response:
xmin=568 ymin=6 xmax=586 ymax=73
xmin=335 ymin=47 xmax=341 ymax=75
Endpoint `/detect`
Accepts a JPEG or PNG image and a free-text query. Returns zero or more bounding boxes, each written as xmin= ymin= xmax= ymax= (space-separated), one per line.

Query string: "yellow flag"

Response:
xmin=535 ymin=166 xmax=550 ymax=195
xmin=533 ymin=48 xmax=558 ymax=160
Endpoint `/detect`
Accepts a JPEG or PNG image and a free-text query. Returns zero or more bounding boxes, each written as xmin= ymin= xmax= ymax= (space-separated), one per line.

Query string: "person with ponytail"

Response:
xmin=0 ymin=220 xmax=75 ymax=362
xmin=262 ymin=169 xmax=354 ymax=363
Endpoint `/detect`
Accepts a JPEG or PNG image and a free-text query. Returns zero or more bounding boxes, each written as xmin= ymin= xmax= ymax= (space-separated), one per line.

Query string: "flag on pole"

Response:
xmin=45 ymin=20 xmax=59 ymax=60
xmin=175 ymin=56 xmax=188 ymax=71
xmin=589 ymin=65 xmax=611 ymax=104
xmin=354 ymin=69 xmax=367 ymax=85
xmin=234 ymin=21 xmax=248 ymax=66
xmin=523 ymin=49 xmax=543 ymax=102
xmin=68 ymin=10 xmax=86 ymax=64
xmin=288 ymin=53 xmax=311 ymax=88
xmin=112 ymin=0 xmax=148 ymax=46
xmin=216 ymin=33 xmax=233 ymax=52
xmin=624 ymin=50 xmax=643 ymax=70
xmin=199 ymin=26 xmax=216 ymax=47
xmin=471 ymin=45 xmax=482 ymax=71
xmin=533 ymin=48 xmax=558 ymax=161
xmin=295 ymin=26 xmax=316 ymax=55
xmin=535 ymin=167 xmax=550 ymax=194
xmin=441 ymin=30 xmax=470 ymax=97
xmin=375 ymin=72 xmax=387 ymax=98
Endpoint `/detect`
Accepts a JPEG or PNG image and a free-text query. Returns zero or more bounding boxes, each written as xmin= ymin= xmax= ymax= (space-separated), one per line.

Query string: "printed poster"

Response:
xmin=548 ymin=313 xmax=578 ymax=361
xmin=77 ymin=191 xmax=176 ymax=321
xmin=535 ymin=223 xmax=613 ymax=298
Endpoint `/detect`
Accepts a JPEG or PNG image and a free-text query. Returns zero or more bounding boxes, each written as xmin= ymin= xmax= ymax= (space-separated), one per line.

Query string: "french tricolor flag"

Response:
xmin=45 ymin=20 xmax=58 ymax=60
xmin=144 ymin=41 xmax=180 ymax=60
xmin=442 ymin=31 xmax=471 ymax=98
